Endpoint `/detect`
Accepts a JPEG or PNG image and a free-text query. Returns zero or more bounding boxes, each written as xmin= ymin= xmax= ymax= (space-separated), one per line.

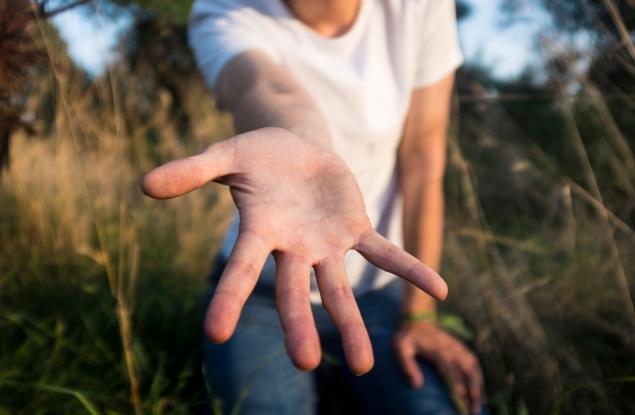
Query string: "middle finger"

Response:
xmin=275 ymin=253 xmax=321 ymax=371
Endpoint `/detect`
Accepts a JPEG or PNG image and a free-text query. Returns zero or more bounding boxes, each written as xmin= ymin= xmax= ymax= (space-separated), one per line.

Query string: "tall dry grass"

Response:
xmin=441 ymin=24 xmax=635 ymax=412
xmin=1 ymin=18 xmax=234 ymax=413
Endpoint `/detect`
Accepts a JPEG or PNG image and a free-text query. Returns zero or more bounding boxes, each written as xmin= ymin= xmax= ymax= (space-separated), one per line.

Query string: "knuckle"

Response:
xmin=464 ymin=354 xmax=478 ymax=367
xmin=212 ymin=289 xmax=241 ymax=309
xmin=228 ymin=258 xmax=259 ymax=276
xmin=325 ymin=283 xmax=355 ymax=301
xmin=454 ymin=381 xmax=467 ymax=394
xmin=439 ymin=350 xmax=453 ymax=362
xmin=393 ymin=334 xmax=406 ymax=347
xmin=277 ymin=286 xmax=305 ymax=302
xmin=340 ymin=319 xmax=366 ymax=334
xmin=468 ymin=360 xmax=481 ymax=373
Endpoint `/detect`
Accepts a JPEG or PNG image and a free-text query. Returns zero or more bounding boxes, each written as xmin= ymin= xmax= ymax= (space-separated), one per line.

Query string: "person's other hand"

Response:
xmin=394 ymin=321 xmax=484 ymax=413
xmin=142 ymin=127 xmax=448 ymax=374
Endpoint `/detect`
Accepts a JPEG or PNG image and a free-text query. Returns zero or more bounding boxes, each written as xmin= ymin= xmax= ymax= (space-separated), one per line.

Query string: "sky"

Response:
xmin=51 ymin=0 xmax=550 ymax=79
xmin=52 ymin=9 xmax=132 ymax=76
xmin=460 ymin=0 xmax=550 ymax=78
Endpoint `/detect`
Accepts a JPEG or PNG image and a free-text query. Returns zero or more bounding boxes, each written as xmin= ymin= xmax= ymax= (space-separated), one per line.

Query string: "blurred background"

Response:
xmin=0 ymin=0 xmax=634 ymax=414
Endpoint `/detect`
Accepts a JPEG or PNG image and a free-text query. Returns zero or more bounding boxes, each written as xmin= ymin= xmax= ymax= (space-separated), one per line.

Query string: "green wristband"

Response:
xmin=400 ymin=310 xmax=437 ymax=324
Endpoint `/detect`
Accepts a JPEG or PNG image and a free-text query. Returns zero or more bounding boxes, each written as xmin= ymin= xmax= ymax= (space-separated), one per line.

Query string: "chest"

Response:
xmin=270 ymin=8 xmax=417 ymax=167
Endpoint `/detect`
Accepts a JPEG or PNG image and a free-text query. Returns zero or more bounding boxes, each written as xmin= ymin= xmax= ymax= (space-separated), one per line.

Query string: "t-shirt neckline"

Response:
xmin=272 ymin=0 xmax=370 ymax=48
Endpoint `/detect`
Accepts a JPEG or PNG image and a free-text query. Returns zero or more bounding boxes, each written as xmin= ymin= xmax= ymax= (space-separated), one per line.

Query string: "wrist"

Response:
xmin=401 ymin=290 xmax=437 ymax=316
xmin=399 ymin=309 xmax=438 ymax=325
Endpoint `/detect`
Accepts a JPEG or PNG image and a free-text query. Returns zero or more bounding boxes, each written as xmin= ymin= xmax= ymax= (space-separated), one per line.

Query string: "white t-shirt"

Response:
xmin=189 ymin=0 xmax=463 ymax=302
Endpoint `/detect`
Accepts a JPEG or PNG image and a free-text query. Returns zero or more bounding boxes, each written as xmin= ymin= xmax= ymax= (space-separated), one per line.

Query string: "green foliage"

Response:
xmin=112 ymin=0 xmax=193 ymax=25
xmin=0 ymin=261 xmax=208 ymax=413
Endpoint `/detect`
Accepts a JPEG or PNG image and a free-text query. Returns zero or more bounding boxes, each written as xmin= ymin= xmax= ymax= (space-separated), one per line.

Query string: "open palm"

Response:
xmin=142 ymin=127 xmax=447 ymax=374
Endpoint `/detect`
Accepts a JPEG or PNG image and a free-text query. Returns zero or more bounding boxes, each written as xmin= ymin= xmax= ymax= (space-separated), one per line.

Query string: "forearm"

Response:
xmin=400 ymin=173 xmax=444 ymax=314
xmin=218 ymin=51 xmax=332 ymax=149
xmin=397 ymin=75 xmax=454 ymax=316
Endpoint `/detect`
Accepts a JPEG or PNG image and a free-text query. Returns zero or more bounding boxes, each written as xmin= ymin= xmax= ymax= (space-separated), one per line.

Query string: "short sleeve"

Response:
xmin=188 ymin=0 xmax=281 ymax=94
xmin=414 ymin=0 xmax=464 ymax=88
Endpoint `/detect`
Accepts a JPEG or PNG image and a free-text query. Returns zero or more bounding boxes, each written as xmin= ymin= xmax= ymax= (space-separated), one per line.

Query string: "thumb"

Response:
xmin=141 ymin=141 xmax=236 ymax=199
xmin=395 ymin=341 xmax=424 ymax=389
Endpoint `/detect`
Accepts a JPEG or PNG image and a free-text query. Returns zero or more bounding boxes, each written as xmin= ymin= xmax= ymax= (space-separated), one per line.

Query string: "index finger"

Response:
xmin=464 ymin=357 xmax=484 ymax=413
xmin=204 ymin=231 xmax=270 ymax=343
xmin=355 ymin=231 xmax=448 ymax=300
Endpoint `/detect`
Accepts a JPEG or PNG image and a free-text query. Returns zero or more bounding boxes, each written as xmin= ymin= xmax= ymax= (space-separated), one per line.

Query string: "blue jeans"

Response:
xmin=202 ymin=260 xmax=462 ymax=415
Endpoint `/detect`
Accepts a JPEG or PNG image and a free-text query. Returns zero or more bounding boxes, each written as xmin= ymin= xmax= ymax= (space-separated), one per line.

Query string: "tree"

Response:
xmin=0 ymin=0 xmax=46 ymax=169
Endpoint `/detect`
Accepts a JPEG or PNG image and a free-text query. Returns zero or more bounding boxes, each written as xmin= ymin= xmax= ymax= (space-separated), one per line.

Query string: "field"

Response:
xmin=1 ymin=7 xmax=635 ymax=415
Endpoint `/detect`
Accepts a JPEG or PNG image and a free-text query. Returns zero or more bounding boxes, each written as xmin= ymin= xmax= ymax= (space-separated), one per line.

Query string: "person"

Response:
xmin=142 ymin=0 xmax=485 ymax=413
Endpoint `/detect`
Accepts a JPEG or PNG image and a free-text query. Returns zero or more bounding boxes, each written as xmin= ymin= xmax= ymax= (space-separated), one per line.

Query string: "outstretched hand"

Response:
xmin=142 ymin=127 xmax=448 ymax=374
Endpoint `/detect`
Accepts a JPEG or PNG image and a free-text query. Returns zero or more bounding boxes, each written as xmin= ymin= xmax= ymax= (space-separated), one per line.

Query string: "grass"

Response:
xmin=1 ymin=20 xmax=234 ymax=413
xmin=1 ymin=11 xmax=635 ymax=415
